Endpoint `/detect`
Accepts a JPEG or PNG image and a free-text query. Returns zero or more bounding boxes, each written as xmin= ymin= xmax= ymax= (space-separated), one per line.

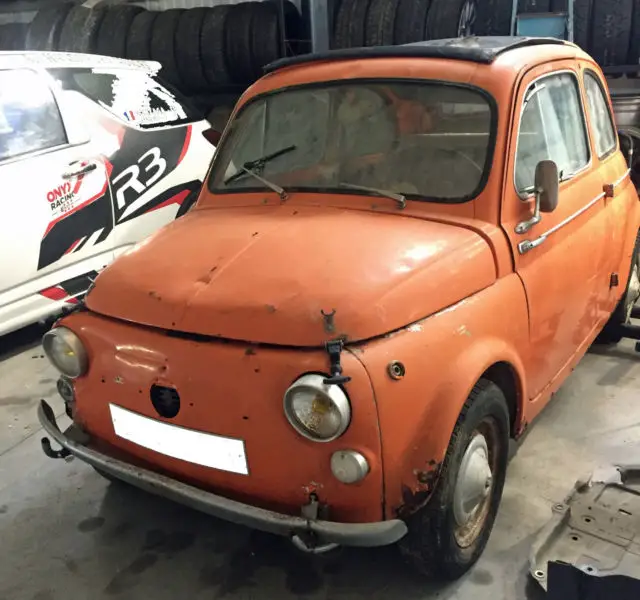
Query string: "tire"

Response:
xmin=0 ymin=23 xmax=27 ymax=50
xmin=590 ymin=0 xmax=633 ymax=67
xmin=175 ymin=8 xmax=209 ymax=92
xmin=26 ymin=4 xmax=72 ymax=51
xmin=96 ymin=6 xmax=143 ymax=58
xmin=283 ymin=1 xmax=304 ymax=55
xmin=399 ymin=379 xmax=510 ymax=580
xmin=573 ymin=0 xmax=593 ymax=53
xmin=334 ymin=0 xmax=372 ymax=49
xmin=475 ymin=0 xmax=513 ymax=36
xmin=394 ymin=0 xmax=431 ymax=44
xmin=365 ymin=0 xmax=401 ymax=46
xmin=596 ymin=233 xmax=640 ymax=345
xmin=150 ymin=9 xmax=185 ymax=89
xmin=250 ymin=1 xmax=281 ymax=78
xmin=58 ymin=6 xmax=106 ymax=54
xmin=226 ymin=3 xmax=255 ymax=84
xmin=630 ymin=0 xmax=640 ymax=66
xmin=518 ymin=0 xmax=550 ymax=12
xmin=126 ymin=10 xmax=158 ymax=61
xmin=201 ymin=5 xmax=232 ymax=86
xmin=426 ymin=0 xmax=478 ymax=40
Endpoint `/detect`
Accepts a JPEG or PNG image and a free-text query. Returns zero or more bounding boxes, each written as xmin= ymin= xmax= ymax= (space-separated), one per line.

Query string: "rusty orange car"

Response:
xmin=38 ymin=36 xmax=640 ymax=579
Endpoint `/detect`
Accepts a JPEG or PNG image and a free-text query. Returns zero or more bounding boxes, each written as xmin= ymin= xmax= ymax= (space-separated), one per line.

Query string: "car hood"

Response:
xmin=86 ymin=205 xmax=497 ymax=346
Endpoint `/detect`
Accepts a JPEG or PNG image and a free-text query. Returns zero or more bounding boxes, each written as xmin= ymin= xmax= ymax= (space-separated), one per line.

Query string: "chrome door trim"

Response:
xmin=518 ymin=191 xmax=605 ymax=254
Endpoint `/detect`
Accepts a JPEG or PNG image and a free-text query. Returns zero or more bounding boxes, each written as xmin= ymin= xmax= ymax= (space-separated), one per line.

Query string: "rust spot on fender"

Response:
xmin=148 ymin=291 xmax=161 ymax=300
xmin=245 ymin=347 xmax=257 ymax=356
xmin=265 ymin=304 xmax=277 ymax=314
xmin=395 ymin=461 xmax=442 ymax=518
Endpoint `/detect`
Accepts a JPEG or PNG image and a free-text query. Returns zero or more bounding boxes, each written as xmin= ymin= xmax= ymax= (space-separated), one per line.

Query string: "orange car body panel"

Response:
xmin=57 ymin=42 xmax=640 ymax=524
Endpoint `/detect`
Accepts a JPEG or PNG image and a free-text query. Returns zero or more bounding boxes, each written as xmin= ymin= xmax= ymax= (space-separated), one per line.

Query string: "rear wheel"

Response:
xmin=399 ymin=380 xmax=509 ymax=579
xmin=596 ymin=234 xmax=640 ymax=345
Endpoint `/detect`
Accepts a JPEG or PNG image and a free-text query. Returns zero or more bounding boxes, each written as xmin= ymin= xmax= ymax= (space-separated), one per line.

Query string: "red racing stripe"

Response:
xmin=39 ymin=286 xmax=78 ymax=304
xmin=177 ymin=125 xmax=192 ymax=165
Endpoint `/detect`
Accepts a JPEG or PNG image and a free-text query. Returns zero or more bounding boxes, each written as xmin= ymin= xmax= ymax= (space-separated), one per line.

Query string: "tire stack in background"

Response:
xmin=0 ymin=0 xmax=638 ymax=97
xmin=0 ymin=1 xmax=302 ymax=93
xmin=332 ymin=0 xmax=640 ymax=69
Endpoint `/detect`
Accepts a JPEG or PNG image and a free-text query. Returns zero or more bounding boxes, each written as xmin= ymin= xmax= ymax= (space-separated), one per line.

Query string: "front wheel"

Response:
xmin=399 ymin=379 xmax=510 ymax=580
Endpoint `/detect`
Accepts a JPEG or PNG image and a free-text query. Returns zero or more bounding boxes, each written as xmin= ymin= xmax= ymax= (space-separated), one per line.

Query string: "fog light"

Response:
xmin=330 ymin=450 xmax=369 ymax=484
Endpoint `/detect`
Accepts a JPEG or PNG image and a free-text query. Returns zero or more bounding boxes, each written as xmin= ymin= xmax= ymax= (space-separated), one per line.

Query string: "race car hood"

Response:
xmin=86 ymin=205 xmax=497 ymax=346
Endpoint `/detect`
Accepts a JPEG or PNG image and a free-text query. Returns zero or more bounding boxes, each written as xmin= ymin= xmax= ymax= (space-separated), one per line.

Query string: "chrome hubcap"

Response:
xmin=625 ymin=264 xmax=640 ymax=321
xmin=453 ymin=433 xmax=493 ymax=528
xmin=458 ymin=0 xmax=477 ymax=37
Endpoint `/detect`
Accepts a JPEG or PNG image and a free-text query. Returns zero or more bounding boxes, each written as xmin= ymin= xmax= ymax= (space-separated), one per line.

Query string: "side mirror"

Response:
xmin=535 ymin=160 xmax=559 ymax=213
xmin=516 ymin=160 xmax=559 ymax=235
xmin=202 ymin=128 xmax=222 ymax=146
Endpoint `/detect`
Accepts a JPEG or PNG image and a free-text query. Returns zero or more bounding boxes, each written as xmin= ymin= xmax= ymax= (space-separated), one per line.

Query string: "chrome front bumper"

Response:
xmin=37 ymin=400 xmax=407 ymax=552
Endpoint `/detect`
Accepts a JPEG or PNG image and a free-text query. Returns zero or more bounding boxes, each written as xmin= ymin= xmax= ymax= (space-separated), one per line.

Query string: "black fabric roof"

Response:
xmin=265 ymin=36 xmax=568 ymax=73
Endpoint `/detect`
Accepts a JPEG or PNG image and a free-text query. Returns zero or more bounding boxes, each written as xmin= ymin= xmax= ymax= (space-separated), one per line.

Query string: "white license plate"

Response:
xmin=109 ymin=404 xmax=248 ymax=475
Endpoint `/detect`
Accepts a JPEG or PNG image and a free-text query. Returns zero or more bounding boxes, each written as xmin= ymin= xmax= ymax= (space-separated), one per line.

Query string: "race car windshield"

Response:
xmin=208 ymin=81 xmax=495 ymax=203
xmin=50 ymin=68 xmax=203 ymax=129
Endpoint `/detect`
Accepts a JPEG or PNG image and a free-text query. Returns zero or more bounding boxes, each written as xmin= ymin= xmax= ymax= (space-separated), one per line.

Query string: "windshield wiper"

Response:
xmin=224 ymin=145 xmax=296 ymax=185
xmin=339 ymin=183 xmax=406 ymax=209
xmin=235 ymin=166 xmax=288 ymax=200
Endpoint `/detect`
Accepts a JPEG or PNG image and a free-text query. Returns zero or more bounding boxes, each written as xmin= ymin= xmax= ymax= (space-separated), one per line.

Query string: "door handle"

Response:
xmin=62 ymin=161 xmax=97 ymax=180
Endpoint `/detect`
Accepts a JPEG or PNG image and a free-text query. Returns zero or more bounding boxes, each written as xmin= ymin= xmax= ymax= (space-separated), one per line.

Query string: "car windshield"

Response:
xmin=209 ymin=81 xmax=494 ymax=203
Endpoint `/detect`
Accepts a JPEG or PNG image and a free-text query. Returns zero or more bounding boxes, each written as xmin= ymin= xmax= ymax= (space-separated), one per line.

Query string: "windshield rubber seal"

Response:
xmin=206 ymin=77 xmax=498 ymax=205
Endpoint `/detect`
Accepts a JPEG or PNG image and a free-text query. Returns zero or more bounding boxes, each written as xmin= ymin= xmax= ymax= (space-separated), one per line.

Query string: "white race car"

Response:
xmin=0 ymin=52 xmax=215 ymax=336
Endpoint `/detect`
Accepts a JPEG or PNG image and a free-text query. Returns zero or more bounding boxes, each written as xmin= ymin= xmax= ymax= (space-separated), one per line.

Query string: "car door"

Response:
xmin=500 ymin=64 xmax=609 ymax=401
xmin=0 ymin=67 xmax=113 ymax=325
xmin=583 ymin=69 xmax=639 ymax=316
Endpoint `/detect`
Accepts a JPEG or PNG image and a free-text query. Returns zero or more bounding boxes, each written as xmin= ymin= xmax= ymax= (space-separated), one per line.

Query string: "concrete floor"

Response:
xmin=1 ymin=325 xmax=640 ymax=600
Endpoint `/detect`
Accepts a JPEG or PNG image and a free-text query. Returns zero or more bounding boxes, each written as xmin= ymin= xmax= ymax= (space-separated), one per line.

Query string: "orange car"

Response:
xmin=38 ymin=37 xmax=640 ymax=579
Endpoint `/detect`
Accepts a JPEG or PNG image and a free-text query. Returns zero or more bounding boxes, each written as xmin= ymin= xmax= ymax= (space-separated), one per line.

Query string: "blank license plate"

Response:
xmin=109 ymin=404 xmax=248 ymax=475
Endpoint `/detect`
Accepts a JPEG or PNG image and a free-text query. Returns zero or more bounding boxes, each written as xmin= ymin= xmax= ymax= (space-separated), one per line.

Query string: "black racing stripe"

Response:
xmin=72 ymin=236 xmax=90 ymax=253
xmin=118 ymin=179 xmax=201 ymax=224
xmin=38 ymin=195 xmax=113 ymax=270
xmin=58 ymin=270 xmax=100 ymax=298
xmin=110 ymin=126 xmax=190 ymax=224
xmin=95 ymin=227 xmax=111 ymax=244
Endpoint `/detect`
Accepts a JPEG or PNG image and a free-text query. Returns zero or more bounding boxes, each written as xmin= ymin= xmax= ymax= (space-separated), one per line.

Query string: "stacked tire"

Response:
xmin=332 ymin=0 xmax=640 ymax=69
xmin=0 ymin=23 xmax=28 ymax=50
xmin=21 ymin=1 xmax=302 ymax=92
xmin=332 ymin=0 xmax=515 ymax=48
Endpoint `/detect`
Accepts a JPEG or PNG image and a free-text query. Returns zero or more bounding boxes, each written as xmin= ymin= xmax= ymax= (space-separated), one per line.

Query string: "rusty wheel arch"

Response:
xmin=481 ymin=362 xmax=522 ymax=438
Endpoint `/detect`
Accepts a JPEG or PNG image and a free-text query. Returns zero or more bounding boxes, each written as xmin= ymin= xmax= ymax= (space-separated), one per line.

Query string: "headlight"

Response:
xmin=42 ymin=327 xmax=88 ymax=378
xmin=283 ymin=374 xmax=351 ymax=442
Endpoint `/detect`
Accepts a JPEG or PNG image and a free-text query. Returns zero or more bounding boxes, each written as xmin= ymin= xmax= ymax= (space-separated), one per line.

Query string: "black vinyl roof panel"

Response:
xmin=265 ymin=36 xmax=568 ymax=73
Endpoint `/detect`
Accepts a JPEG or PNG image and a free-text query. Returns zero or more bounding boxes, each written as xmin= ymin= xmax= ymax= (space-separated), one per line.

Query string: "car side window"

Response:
xmin=0 ymin=69 xmax=67 ymax=163
xmin=584 ymin=72 xmax=617 ymax=159
xmin=515 ymin=72 xmax=590 ymax=195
